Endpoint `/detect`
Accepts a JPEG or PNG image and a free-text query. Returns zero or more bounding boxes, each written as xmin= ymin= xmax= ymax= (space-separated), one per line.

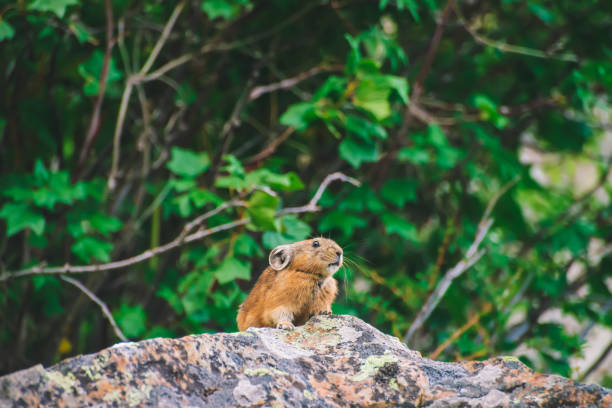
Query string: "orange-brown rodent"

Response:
xmin=236 ymin=238 xmax=343 ymax=331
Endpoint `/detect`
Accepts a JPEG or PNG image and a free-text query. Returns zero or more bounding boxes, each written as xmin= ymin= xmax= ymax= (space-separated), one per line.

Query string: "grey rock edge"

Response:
xmin=1 ymin=314 xmax=610 ymax=407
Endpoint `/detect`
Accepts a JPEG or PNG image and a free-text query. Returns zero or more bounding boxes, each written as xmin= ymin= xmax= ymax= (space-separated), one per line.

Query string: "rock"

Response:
xmin=1 ymin=315 xmax=610 ymax=407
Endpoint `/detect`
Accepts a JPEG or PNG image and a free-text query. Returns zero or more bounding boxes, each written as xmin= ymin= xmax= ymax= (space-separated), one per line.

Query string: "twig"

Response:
xmin=411 ymin=0 xmax=455 ymax=101
xmin=580 ymin=341 xmax=612 ymax=382
xmin=177 ymin=200 xmax=247 ymax=242
xmin=246 ymin=126 xmax=295 ymax=165
xmin=0 ymin=173 xmax=359 ymax=281
xmin=453 ymin=2 xmax=578 ymax=63
xmin=428 ymin=216 xmax=456 ymax=290
xmin=248 ymin=65 xmax=343 ymax=101
xmin=108 ymin=79 xmax=134 ymax=190
xmin=140 ymin=53 xmax=194 ymax=82
xmin=277 ymin=172 xmax=361 ymax=215
xmin=78 ymin=0 xmax=114 ymax=168
xmin=397 ymin=0 xmax=455 ymax=141
xmin=404 ymin=177 xmax=519 ymax=344
xmin=429 ymin=303 xmax=492 ymax=360
xmin=60 ymin=276 xmax=128 ymax=342
xmin=107 ymin=1 xmax=185 ymax=190
xmin=139 ymin=1 xmax=186 ymax=75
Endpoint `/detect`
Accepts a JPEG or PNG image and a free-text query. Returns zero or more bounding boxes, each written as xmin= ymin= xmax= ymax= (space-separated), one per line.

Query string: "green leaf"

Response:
xmin=383 ymin=75 xmax=409 ymax=104
xmin=397 ymin=146 xmax=431 ymax=165
xmin=71 ymin=236 xmax=113 ymax=263
xmin=28 ymin=0 xmax=79 ymax=18
xmin=262 ymin=215 xmax=312 ymax=248
xmin=338 ymin=184 xmax=385 ymax=213
xmin=339 ymin=136 xmax=379 ymax=168
xmin=190 ymin=189 xmax=222 ymax=208
xmin=319 ymin=210 xmax=367 ymax=236
xmin=175 ymin=83 xmax=197 ymax=107
xmin=215 ymin=175 xmax=248 ymax=190
xmin=89 ymin=213 xmax=123 ymax=236
xmin=381 ymin=213 xmax=418 ymax=242
xmin=172 ymin=193 xmax=193 ymax=217
xmin=345 ymin=115 xmax=388 ymax=140
xmin=427 ymin=124 xmax=448 ymax=147
xmin=245 ymin=169 xmax=304 ymax=191
xmin=221 ymin=154 xmax=245 ymax=177
xmin=282 ymin=214 xmax=312 ymax=240
xmin=234 ymin=233 xmax=263 ymax=257
xmin=279 ymin=102 xmax=317 ymax=130
xmin=0 ymin=202 xmax=45 ymax=236
xmin=314 ymin=76 xmax=347 ymax=101
xmin=31 ymin=171 xmax=84 ymax=209
xmin=436 ymin=145 xmax=464 ymax=169
xmin=473 ymin=94 xmax=508 ymax=129
xmin=201 ymin=0 xmax=249 ymax=20
xmin=399 ymin=0 xmax=420 ymax=21
xmin=115 ymin=304 xmax=147 ymax=338
xmin=77 ymin=50 xmax=123 ymax=96
xmin=33 ymin=159 xmax=49 ymax=183
xmin=0 ymin=20 xmax=15 ymax=42
xmin=169 ymin=178 xmax=197 ymax=192
xmin=157 ymin=287 xmax=184 ymax=314
xmin=69 ymin=21 xmax=95 ymax=44
xmin=528 ymin=2 xmax=556 ymax=24
xmin=380 ymin=179 xmax=418 ymax=207
xmin=214 ymin=257 xmax=251 ymax=284
xmin=262 ymin=230 xmax=292 ymax=249
xmin=246 ymin=191 xmax=279 ymax=230
xmin=353 ymin=78 xmax=391 ymax=120
xmin=166 ymin=147 xmax=211 ymax=178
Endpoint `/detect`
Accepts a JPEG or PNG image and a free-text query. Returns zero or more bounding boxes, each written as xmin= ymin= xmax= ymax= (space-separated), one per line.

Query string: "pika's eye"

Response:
xmin=312 ymin=240 xmax=320 ymax=248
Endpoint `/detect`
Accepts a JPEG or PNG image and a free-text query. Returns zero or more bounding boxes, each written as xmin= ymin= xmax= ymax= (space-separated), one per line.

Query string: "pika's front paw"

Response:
xmin=318 ymin=309 xmax=332 ymax=316
xmin=276 ymin=321 xmax=295 ymax=330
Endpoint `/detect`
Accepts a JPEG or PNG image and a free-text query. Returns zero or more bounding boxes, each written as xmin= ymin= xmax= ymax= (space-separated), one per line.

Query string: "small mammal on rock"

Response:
xmin=236 ymin=238 xmax=343 ymax=331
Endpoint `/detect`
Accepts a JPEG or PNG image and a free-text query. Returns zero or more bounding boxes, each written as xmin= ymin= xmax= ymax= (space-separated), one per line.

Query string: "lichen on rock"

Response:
xmin=1 ymin=314 xmax=610 ymax=407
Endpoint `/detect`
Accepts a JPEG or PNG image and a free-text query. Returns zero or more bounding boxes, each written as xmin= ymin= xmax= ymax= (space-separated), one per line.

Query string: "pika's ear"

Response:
xmin=269 ymin=245 xmax=293 ymax=271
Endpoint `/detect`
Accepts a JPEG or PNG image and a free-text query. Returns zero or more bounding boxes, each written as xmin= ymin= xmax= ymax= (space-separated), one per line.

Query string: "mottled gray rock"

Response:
xmin=1 ymin=315 xmax=610 ymax=407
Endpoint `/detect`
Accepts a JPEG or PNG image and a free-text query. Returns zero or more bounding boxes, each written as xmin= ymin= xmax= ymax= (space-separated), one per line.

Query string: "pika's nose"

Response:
xmin=336 ymin=251 xmax=342 ymax=262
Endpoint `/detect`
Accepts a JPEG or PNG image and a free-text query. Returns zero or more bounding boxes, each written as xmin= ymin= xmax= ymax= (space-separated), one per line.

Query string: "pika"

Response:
xmin=236 ymin=238 xmax=343 ymax=331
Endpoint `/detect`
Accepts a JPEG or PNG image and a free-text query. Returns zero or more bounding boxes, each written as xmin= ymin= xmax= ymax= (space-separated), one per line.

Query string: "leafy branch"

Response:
xmin=0 ymin=172 xmax=359 ymax=282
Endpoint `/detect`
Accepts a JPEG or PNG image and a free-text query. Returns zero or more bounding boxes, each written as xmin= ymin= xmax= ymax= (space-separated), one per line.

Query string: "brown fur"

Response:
xmin=236 ymin=238 xmax=342 ymax=331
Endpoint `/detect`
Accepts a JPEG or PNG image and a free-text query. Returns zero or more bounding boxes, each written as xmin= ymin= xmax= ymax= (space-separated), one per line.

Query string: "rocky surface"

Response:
xmin=1 ymin=314 xmax=610 ymax=407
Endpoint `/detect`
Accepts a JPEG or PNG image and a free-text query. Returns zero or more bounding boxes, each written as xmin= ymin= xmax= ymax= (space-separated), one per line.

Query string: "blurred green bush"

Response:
xmin=0 ymin=0 xmax=611 ymax=382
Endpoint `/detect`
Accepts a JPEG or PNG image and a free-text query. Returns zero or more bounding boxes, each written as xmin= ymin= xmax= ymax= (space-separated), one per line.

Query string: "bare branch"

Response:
xmin=140 ymin=53 xmax=194 ymax=83
xmin=139 ymin=1 xmax=186 ymax=75
xmin=404 ymin=178 xmax=519 ymax=344
xmin=0 ymin=173 xmax=359 ymax=282
xmin=107 ymin=79 xmax=134 ymax=190
xmin=60 ymin=276 xmax=128 ymax=342
xmin=78 ymin=0 xmax=114 ymax=168
xmin=248 ymin=65 xmax=343 ymax=101
xmin=411 ymin=0 xmax=455 ymax=101
xmin=246 ymin=126 xmax=295 ymax=165
xmin=177 ymin=200 xmax=247 ymax=242
xmin=107 ymin=1 xmax=186 ymax=190
xmin=277 ymin=172 xmax=361 ymax=215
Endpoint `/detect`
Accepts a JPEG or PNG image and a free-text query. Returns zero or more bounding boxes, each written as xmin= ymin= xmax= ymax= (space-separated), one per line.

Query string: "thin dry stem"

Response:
xmin=60 ymin=276 xmax=128 ymax=342
xmin=404 ymin=178 xmax=519 ymax=344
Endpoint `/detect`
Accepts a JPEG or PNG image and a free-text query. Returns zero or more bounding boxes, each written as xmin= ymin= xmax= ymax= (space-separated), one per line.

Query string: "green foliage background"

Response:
xmin=1 ymin=0 xmax=611 ymax=383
